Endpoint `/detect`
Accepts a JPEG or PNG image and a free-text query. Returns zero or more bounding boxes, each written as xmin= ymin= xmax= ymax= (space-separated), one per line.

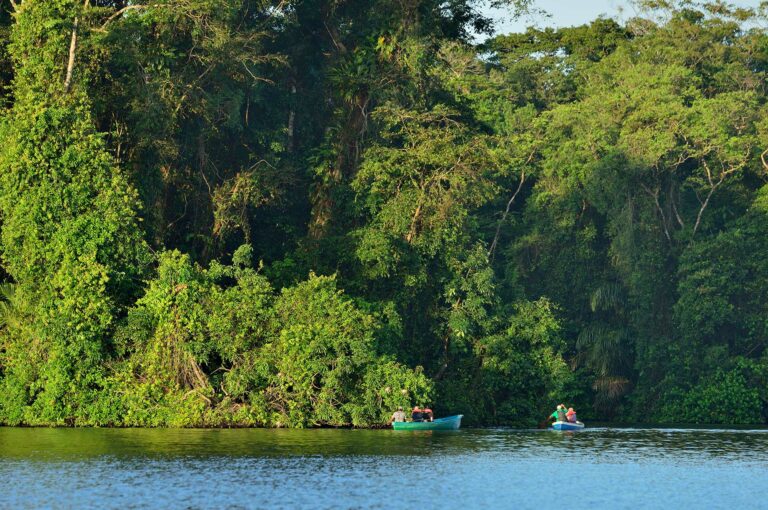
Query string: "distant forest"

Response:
xmin=0 ymin=0 xmax=766 ymax=427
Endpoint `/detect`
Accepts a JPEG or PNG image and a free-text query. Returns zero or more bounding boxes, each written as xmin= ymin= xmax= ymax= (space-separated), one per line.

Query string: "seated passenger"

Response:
xmin=422 ymin=406 xmax=434 ymax=422
xmin=550 ymin=404 xmax=567 ymax=423
xmin=411 ymin=406 xmax=423 ymax=422
xmin=566 ymin=407 xmax=578 ymax=423
xmin=390 ymin=407 xmax=406 ymax=423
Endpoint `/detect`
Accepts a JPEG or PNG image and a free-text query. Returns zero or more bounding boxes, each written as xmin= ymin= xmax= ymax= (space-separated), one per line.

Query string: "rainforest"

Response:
xmin=0 ymin=0 xmax=766 ymax=427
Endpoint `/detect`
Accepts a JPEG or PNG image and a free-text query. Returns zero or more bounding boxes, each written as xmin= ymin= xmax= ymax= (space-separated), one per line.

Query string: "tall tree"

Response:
xmin=0 ymin=0 xmax=149 ymax=425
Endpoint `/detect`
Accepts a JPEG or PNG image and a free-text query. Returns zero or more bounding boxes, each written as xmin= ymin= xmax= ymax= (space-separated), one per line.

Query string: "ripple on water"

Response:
xmin=0 ymin=427 xmax=765 ymax=509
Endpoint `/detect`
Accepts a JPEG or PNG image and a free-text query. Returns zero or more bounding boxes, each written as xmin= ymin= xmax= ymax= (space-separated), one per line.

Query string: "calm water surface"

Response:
xmin=1 ymin=426 xmax=766 ymax=509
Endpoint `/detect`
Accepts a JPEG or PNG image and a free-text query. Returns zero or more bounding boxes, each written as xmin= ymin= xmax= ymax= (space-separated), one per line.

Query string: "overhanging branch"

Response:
xmin=96 ymin=5 xmax=147 ymax=32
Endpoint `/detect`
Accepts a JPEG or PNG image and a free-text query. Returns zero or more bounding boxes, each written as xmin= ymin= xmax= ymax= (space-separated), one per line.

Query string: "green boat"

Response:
xmin=392 ymin=415 xmax=463 ymax=431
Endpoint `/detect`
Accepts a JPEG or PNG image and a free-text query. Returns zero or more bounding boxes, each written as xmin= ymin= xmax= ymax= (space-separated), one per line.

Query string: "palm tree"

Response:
xmin=576 ymin=283 xmax=633 ymax=416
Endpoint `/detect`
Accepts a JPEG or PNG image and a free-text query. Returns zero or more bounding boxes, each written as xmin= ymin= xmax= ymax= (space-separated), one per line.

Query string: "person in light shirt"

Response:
xmin=389 ymin=407 xmax=406 ymax=424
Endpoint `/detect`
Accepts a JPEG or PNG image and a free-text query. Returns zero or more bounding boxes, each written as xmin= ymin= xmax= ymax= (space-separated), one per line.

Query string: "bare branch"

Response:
xmin=406 ymin=192 xmax=426 ymax=244
xmin=487 ymin=149 xmax=535 ymax=260
xmin=668 ymin=179 xmax=685 ymax=228
xmin=488 ymin=167 xmax=526 ymax=260
xmin=692 ymin=185 xmax=717 ymax=238
xmin=323 ymin=21 xmax=347 ymax=54
xmin=691 ymin=159 xmax=742 ymax=239
xmin=761 ymin=148 xmax=768 ymax=173
xmin=640 ymin=183 xmax=671 ymax=242
xmin=672 ymin=199 xmax=685 ymax=228
xmin=242 ymin=62 xmax=274 ymax=84
xmin=702 ymin=159 xmax=714 ymax=187
xmin=96 ymin=5 xmax=147 ymax=32
xmin=63 ymin=17 xmax=78 ymax=92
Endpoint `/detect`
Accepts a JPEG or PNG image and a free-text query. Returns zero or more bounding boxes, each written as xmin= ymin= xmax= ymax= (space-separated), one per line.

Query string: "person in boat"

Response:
xmin=566 ymin=407 xmax=578 ymax=423
xmin=411 ymin=406 xmax=424 ymax=422
xmin=422 ymin=406 xmax=434 ymax=422
xmin=550 ymin=404 xmax=568 ymax=423
xmin=389 ymin=406 xmax=406 ymax=424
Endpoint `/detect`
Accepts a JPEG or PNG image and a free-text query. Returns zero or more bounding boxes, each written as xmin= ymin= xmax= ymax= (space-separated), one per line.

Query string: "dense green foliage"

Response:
xmin=0 ymin=0 xmax=766 ymax=427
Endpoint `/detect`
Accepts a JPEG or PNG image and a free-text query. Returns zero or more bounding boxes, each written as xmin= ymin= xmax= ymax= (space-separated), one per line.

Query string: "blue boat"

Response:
xmin=552 ymin=421 xmax=585 ymax=431
xmin=392 ymin=414 xmax=463 ymax=430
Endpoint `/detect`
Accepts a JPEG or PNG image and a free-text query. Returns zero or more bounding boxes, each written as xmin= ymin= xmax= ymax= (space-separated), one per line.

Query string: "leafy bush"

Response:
xmin=475 ymin=299 xmax=572 ymax=426
xmin=656 ymin=358 xmax=767 ymax=424
xmin=105 ymin=250 xmax=430 ymax=427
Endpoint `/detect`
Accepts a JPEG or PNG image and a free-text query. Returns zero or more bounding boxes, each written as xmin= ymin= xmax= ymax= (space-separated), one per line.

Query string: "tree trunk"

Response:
xmin=63 ymin=17 xmax=78 ymax=92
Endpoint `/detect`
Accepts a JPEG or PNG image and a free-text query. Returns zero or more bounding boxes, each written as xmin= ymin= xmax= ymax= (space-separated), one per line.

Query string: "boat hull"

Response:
xmin=392 ymin=415 xmax=463 ymax=431
xmin=552 ymin=421 xmax=584 ymax=431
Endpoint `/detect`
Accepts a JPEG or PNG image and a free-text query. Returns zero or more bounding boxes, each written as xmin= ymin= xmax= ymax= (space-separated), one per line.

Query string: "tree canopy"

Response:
xmin=0 ymin=0 xmax=766 ymax=427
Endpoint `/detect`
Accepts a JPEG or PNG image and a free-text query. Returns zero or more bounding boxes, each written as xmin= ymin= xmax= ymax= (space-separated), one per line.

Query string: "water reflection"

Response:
xmin=2 ymin=427 xmax=768 ymax=461
xmin=1 ymin=427 xmax=766 ymax=509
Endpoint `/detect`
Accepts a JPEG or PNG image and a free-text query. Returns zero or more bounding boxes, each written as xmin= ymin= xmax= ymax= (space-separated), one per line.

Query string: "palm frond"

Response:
xmin=590 ymin=283 xmax=625 ymax=313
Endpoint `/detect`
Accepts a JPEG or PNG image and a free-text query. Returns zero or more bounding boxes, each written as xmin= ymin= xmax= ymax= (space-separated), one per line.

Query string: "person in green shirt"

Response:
xmin=550 ymin=404 xmax=567 ymax=423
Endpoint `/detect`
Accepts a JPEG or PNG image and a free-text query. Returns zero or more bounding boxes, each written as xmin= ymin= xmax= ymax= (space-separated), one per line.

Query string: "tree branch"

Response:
xmin=692 ymin=184 xmax=718 ymax=238
xmin=96 ymin=5 xmax=147 ymax=32
xmin=323 ymin=21 xmax=347 ymax=54
xmin=702 ymin=159 xmax=714 ymax=187
xmin=405 ymin=198 xmax=424 ymax=244
xmin=691 ymin=160 xmax=729 ymax=239
xmin=63 ymin=17 xmax=78 ymax=92
xmin=671 ymin=198 xmax=685 ymax=228
xmin=488 ymin=167 xmax=526 ymax=260
xmin=640 ymin=183 xmax=671 ymax=242
xmin=488 ymin=149 xmax=535 ymax=260
xmin=669 ymin=179 xmax=684 ymax=228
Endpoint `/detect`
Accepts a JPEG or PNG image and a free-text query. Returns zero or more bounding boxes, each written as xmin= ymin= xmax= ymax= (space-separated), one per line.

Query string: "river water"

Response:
xmin=1 ymin=426 xmax=765 ymax=509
